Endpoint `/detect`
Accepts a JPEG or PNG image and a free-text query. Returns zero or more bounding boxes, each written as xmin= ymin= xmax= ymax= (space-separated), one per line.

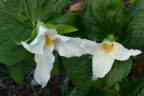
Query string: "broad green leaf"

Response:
xmin=131 ymin=0 xmax=138 ymax=5
xmin=7 ymin=60 xmax=32 ymax=84
xmin=125 ymin=77 xmax=144 ymax=96
xmin=82 ymin=0 xmax=130 ymax=41
xmin=86 ymin=84 xmax=119 ymax=96
xmin=69 ymin=88 xmax=85 ymax=96
xmin=114 ymin=79 xmax=131 ymax=95
xmin=13 ymin=28 xmax=38 ymax=45
xmin=62 ymin=55 xmax=93 ymax=93
xmin=44 ymin=24 xmax=78 ymax=34
xmin=96 ymin=57 xmax=132 ymax=88
xmin=50 ymin=51 xmax=63 ymax=75
xmin=62 ymin=55 xmax=132 ymax=93
xmin=45 ymin=13 xmax=87 ymax=38
xmin=0 ymin=0 xmax=69 ymax=65
xmin=115 ymin=77 xmax=144 ymax=96
xmin=117 ymin=0 xmax=144 ymax=48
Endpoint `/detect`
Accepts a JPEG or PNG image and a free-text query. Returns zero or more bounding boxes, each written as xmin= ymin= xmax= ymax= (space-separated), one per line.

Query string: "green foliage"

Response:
xmin=62 ymin=55 xmax=132 ymax=93
xmin=118 ymin=0 xmax=144 ymax=48
xmin=131 ymin=0 xmax=138 ymax=5
xmin=114 ymin=77 xmax=144 ymax=96
xmin=62 ymin=77 xmax=71 ymax=96
xmin=0 ymin=0 xmax=69 ymax=65
xmin=69 ymin=88 xmax=85 ymax=96
xmin=13 ymin=28 xmax=38 ymax=45
xmin=44 ymin=23 xmax=78 ymax=34
xmin=7 ymin=60 xmax=32 ymax=84
xmin=68 ymin=84 xmax=119 ymax=96
xmin=96 ymin=57 xmax=132 ymax=88
xmin=50 ymin=51 xmax=63 ymax=75
xmin=114 ymin=79 xmax=131 ymax=95
xmin=85 ymin=84 xmax=119 ymax=96
xmin=82 ymin=0 xmax=130 ymax=41
xmin=45 ymin=13 xmax=87 ymax=38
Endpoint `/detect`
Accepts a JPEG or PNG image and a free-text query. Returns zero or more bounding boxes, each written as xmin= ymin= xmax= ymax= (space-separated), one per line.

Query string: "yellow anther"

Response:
xmin=43 ymin=34 xmax=54 ymax=47
xmin=101 ymin=43 xmax=113 ymax=53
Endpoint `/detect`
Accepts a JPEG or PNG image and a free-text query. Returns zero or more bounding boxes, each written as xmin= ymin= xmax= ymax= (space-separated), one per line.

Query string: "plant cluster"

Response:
xmin=0 ymin=0 xmax=144 ymax=96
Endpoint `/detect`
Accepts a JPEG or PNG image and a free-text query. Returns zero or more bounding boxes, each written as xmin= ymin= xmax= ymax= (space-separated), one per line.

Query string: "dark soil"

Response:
xmin=0 ymin=0 xmax=141 ymax=96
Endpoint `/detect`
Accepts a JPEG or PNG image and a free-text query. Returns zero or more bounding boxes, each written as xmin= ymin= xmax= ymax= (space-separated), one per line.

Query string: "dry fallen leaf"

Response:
xmin=69 ymin=1 xmax=84 ymax=12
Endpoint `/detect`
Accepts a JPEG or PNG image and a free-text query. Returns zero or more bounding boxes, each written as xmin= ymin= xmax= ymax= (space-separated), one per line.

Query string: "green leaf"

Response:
xmin=69 ymin=88 xmax=85 ymax=96
xmin=0 ymin=0 xmax=69 ymax=65
xmin=44 ymin=23 xmax=78 ymax=34
xmin=13 ymin=28 xmax=38 ymax=45
xmin=86 ymin=84 xmax=119 ymax=96
xmin=7 ymin=60 xmax=32 ymax=84
xmin=115 ymin=77 xmax=144 ymax=96
xmin=96 ymin=57 xmax=132 ymax=88
xmin=131 ymin=0 xmax=138 ymax=5
xmin=82 ymin=0 xmax=130 ymax=41
xmin=124 ymin=77 xmax=144 ymax=96
xmin=114 ymin=79 xmax=131 ymax=95
xmin=45 ymin=13 xmax=87 ymax=38
xmin=62 ymin=55 xmax=93 ymax=93
xmin=50 ymin=51 xmax=63 ymax=75
xmin=62 ymin=55 xmax=132 ymax=93
xmin=117 ymin=0 xmax=144 ymax=48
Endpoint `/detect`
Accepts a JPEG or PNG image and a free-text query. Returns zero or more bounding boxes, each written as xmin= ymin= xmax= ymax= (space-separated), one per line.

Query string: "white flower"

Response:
xmin=79 ymin=37 xmax=141 ymax=80
xmin=22 ymin=25 xmax=86 ymax=87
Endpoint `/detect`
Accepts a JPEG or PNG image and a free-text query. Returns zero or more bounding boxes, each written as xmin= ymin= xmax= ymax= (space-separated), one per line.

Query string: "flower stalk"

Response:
xmin=46 ymin=81 xmax=59 ymax=96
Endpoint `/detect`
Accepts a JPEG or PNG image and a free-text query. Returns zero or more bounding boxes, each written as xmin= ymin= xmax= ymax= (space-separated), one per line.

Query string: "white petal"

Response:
xmin=38 ymin=25 xmax=52 ymax=35
xmin=46 ymin=28 xmax=57 ymax=40
xmin=38 ymin=26 xmax=57 ymax=40
xmin=53 ymin=38 xmax=86 ymax=57
xmin=22 ymin=34 xmax=45 ymax=55
xmin=79 ymin=39 xmax=106 ymax=55
xmin=45 ymin=28 xmax=70 ymax=41
xmin=49 ymin=33 xmax=70 ymax=41
xmin=92 ymin=52 xmax=114 ymax=80
xmin=34 ymin=44 xmax=55 ymax=88
xmin=110 ymin=42 xmax=142 ymax=61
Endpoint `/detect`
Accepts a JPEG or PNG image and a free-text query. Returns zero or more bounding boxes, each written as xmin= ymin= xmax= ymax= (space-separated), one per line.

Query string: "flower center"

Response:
xmin=101 ymin=43 xmax=113 ymax=53
xmin=43 ymin=34 xmax=54 ymax=47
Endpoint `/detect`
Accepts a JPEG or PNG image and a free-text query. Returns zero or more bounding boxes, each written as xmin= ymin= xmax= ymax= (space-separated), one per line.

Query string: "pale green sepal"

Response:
xmin=89 ymin=55 xmax=93 ymax=59
xmin=106 ymin=35 xmax=115 ymax=42
xmin=43 ymin=23 xmax=78 ymax=34
xmin=13 ymin=28 xmax=38 ymax=45
xmin=13 ymin=38 xmax=30 ymax=45
xmin=36 ymin=20 xmax=45 ymax=27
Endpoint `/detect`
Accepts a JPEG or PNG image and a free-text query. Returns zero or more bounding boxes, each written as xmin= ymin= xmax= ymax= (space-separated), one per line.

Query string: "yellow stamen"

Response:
xmin=43 ymin=34 xmax=54 ymax=47
xmin=101 ymin=43 xmax=113 ymax=53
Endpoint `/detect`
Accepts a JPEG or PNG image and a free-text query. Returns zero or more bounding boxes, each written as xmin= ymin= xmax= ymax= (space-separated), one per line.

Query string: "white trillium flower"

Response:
xmin=79 ymin=36 xmax=141 ymax=80
xmin=22 ymin=25 xmax=86 ymax=87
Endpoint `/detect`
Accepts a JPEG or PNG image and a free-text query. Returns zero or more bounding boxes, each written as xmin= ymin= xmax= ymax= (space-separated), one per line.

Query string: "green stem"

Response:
xmin=141 ymin=49 xmax=144 ymax=77
xmin=0 ymin=76 xmax=12 ymax=80
xmin=46 ymin=81 xmax=59 ymax=96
